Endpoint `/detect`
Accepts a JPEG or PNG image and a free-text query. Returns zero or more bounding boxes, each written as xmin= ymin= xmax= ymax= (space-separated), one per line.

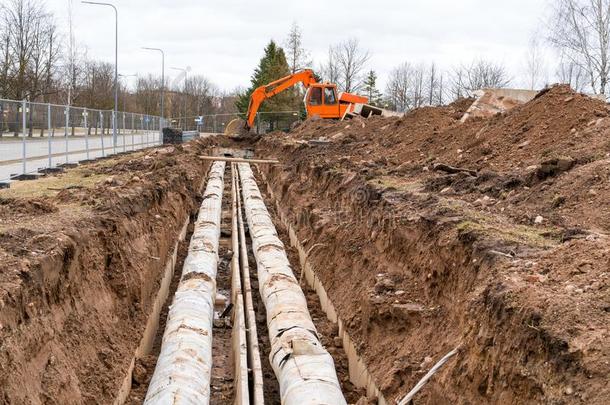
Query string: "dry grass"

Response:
xmin=0 ymin=169 xmax=108 ymax=199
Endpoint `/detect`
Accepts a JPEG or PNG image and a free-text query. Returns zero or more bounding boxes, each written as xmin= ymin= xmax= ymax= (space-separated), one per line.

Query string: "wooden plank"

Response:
xmin=199 ymin=155 xmax=279 ymax=164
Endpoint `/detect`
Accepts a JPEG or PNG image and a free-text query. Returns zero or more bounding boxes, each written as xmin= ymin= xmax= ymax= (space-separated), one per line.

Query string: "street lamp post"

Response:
xmin=171 ymin=67 xmax=188 ymax=130
xmin=82 ymin=1 xmax=118 ymax=153
xmin=142 ymin=47 xmax=165 ymax=123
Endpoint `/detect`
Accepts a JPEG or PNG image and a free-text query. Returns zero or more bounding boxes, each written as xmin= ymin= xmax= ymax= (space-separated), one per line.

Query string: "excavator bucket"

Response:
xmin=224 ymin=118 xmax=251 ymax=139
xmin=224 ymin=118 xmax=243 ymax=135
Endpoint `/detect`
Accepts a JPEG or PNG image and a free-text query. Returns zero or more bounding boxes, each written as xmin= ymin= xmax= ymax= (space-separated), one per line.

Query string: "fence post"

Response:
xmin=21 ymin=99 xmax=26 ymax=175
xmin=64 ymin=106 xmax=69 ymax=163
xmin=47 ymin=103 xmax=52 ymax=168
xmin=84 ymin=109 xmax=89 ymax=160
xmin=123 ymin=112 xmax=127 ymax=151
xmin=141 ymin=115 xmax=145 ymax=148
xmin=100 ymin=111 xmax=105 ymax=157
xmin=131 ymin=113 xmax=135 ymax=150
xmin=112 ymin=110 xmax=116 ymax=155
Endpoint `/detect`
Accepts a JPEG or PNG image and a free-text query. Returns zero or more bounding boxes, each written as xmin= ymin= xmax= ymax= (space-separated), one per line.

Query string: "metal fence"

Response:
xmin=170 ymin=111 xmax=301 ymax=134
xmin=0 ymin=98 xmax=165 ymax=183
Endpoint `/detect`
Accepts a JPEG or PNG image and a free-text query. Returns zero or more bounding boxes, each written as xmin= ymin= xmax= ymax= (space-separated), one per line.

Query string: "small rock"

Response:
xmin=534 ymin=215 xmax=544 ymax=224
xmin=440 ymin=187 xmax=452 ymax=194
xmin=374 ymin=277 xmax=395 ymax=294
xmin=333 ymin=336 xmax=343 ymax=348
xmin=132 ymin=176 xmax=141 ymax=182
xmin=132 ymin=362 xmax=148 ymax=385
xmin=395 ymin=290 xmax=406 ymax=296
xmin=420 ymin=356 xmax=433 ymax=368
xmin=517 ymin=140 xmax=530 ymax=149
xmin=552 ymin=195 xmax=566 ymax=208
xmin=525 ymin=274 xmax=544 ymax=283
xmin=564 ymin=386 xmax=574 ymax=395
xmin=215 ymin=293 xmax=227 ymax=307
xmin=564 ymin=96 xmax=574 ymax=102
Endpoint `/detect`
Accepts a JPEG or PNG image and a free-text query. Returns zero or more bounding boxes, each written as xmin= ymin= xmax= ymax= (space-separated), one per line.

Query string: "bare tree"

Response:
xmin=556 ymin=51 xmax=588 ymax=90
xmin=548 ymin=0 xmax=610 ymax=95
xmin=385 ymin=62 xmax=413 ymax=112
xmin=449 ymin=59 xmax=511 ymax=98
xmin=186 ymin=74 xmax=219 ymax=117
xmin=328 ymin=38 xmax=370 ymax=93
xmin=63 ymin=0 xmax=87 ymax=106
xmin=2 ymin=0 xmax=48 ymax=100
xmin=427 ymin=63 xmax=438 ymax=105
xmin=320 ymin=46 xmax=339 ymax=84
xmin=284 ymin=22 xmax=311 ymax=74
xmin=525 ymin=35 xmax=547 ymax=90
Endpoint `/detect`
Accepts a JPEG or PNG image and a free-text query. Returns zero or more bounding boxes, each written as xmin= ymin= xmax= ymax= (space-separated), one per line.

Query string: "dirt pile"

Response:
xmin=0 ymin=137 xmax=231 ymax=403
xmin=254 ymin=85 xmax=610 ymax=404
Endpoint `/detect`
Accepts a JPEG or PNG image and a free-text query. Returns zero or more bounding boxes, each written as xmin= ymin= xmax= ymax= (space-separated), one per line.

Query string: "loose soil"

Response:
xmin=254 ymin=168 xmax=367 ymax=404
xmin=0 ymin=137 xmax=232 ymax=404
xmin=255 ymin=85 xmax=610 ymax=404
xmin=2 ymin=84 xmax=609 ymax=405
xmin=125 ymin=220 xmax=196 ymax=404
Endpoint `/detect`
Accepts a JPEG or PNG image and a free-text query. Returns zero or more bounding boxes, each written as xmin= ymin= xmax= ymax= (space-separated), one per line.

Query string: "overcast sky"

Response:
xmin=45 ymin=0 xmax=553 ymax=92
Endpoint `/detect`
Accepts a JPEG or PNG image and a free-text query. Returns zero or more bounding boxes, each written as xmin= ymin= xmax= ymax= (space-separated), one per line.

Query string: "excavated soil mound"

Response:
xmin=255 ymin=85 xmax=609 ymax=404
xmin=0 ymin=137 xmax=232 ymax=404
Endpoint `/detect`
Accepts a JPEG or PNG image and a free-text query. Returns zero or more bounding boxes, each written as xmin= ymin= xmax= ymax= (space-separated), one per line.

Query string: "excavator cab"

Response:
xmin=305 ymin=84 xmax=341 ymax=119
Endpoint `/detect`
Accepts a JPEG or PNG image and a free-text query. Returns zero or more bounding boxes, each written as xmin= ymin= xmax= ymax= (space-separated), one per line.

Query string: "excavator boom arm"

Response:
xmin=245 ymin=69 xmax=317 ymax=129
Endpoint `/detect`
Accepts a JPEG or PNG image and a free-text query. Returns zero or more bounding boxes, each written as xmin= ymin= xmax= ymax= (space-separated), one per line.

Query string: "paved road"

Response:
xmin=0 ymin=131 xmax=161 ymax=182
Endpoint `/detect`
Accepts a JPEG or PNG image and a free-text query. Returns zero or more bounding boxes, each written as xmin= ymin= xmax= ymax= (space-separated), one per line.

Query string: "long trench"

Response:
xmin=122 ymin=150 xmax=367 ymax=404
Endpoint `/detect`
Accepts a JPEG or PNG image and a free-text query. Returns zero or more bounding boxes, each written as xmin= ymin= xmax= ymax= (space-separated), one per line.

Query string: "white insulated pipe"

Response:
xmin=238 ymin=163 xmax=346 ymax=405
xmin=144 ymin=161 xmax=226 ymax=404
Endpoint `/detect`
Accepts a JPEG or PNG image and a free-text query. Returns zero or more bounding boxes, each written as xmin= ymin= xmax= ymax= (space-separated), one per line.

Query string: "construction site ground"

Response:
xmin=0 ymin=84 xmax=608 ymax=404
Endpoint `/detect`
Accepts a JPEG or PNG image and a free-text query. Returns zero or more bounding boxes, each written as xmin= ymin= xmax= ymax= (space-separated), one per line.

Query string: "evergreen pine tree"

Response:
xmin=363 ymin=70 xmax=383 ymax=106
xmin=236 ymin=41 xmax=300 ymax=131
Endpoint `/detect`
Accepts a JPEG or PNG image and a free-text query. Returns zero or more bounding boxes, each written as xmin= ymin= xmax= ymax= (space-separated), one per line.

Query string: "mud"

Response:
xmin=255 ymin=85 xmax=609 ymax=404
xmin=1 ymin=84 xmax=608 ymax=405
xmin=0 ymin=137 xmax=232 ymax=404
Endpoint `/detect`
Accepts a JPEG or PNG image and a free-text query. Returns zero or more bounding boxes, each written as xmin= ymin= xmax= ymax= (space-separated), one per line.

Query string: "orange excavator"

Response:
xmin=241 ymin=69 xmax=393 ymax=131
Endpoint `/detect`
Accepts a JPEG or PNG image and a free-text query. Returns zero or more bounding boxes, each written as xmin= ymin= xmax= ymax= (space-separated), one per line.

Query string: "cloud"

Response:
xmin=45 ymin=0 xmax=551 ymax=91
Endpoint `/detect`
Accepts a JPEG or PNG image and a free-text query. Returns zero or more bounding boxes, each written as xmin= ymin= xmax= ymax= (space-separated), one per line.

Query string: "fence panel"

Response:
xmin=0 ymin=99 xmax=165 ymax=182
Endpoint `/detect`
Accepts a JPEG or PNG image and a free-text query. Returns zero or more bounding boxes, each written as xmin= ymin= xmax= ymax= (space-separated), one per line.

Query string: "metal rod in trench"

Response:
xmin=230 ymin=163 xmax=250 ymax=404
xmin=235 ymin=163 xmax=265 ymax=404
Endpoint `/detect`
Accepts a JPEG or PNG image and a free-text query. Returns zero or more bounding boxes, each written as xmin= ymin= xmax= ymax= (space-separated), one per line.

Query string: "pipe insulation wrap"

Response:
xmin=238 ymin=163 xmax=346 ymax=405
xmin=144 ymin=161 xmax=226 ymax=405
